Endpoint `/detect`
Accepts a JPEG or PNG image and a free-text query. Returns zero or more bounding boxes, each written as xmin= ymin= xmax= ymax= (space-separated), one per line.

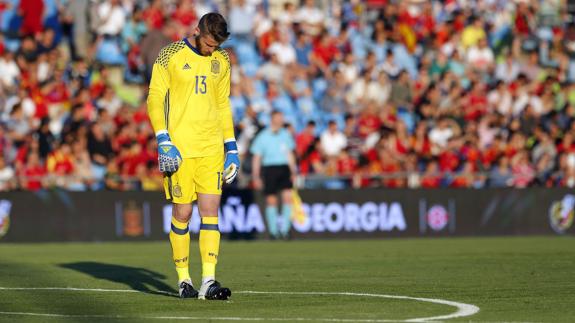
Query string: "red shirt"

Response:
xmin=380 ymin=161 xmax=402 ymax=188
xmin=421 ymin=175 xmax=441 ymax=188
xmin=295 ymin=132 xmax=315 ymax=157
xmin=461 ymin=145 xmax=480 ymax=166
xmin=557 ymin=142 xmax=575 ymax=154
xmin=450 ymin=175 xmax=471 ymax=188
xmin=299 ymin=150 xmax=321 ymax=175
xmin=19 ymin=0 xmax=45 ymax=36
xmin=52 ymin=157 xmax=74 ymax=175
xmin=312 ymin=40 xmax=339 ymax=65
xmin=118 ymin=152 xmax=147 ymax=176
xmin=336 ymin=155 xmax=357 ymax=175
xmin=143 ymin=7 xmax=164 ymax=30
xmin=481 ymin=147 xmax=499 ymax=168
xmin=258 ymin=29 xmax=280 ymax=56
xmin=438 ymin=150 xmax=460 ymax=172
xmin=24 ymin=165 xmax=46 ymax=191
xmin=172 ymin=9 xmax=196 ymax=27
xmin=358 ymin=114 xmax=381 ymax=138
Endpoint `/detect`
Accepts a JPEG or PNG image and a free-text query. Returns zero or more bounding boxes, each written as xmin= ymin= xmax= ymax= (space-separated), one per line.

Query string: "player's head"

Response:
xmin=270 ymin=110 xmax=284 ymax=130
xmin=194 ymin=13 xmax=230 ymax=56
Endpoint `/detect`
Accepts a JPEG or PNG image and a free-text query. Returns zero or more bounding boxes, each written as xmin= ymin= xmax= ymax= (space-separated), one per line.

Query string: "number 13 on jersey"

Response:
xmin=195 ymin=75 xmax=207 ymax=94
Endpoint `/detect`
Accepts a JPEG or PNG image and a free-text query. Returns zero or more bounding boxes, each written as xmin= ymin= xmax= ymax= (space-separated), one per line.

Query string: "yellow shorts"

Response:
xmin=163 ymin=155 xmax=224 ymax=204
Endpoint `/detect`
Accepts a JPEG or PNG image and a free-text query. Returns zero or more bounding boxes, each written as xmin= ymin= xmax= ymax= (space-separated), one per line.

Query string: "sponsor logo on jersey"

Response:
xmin=549 ymin=194 xmax=575 ymax=234
xmin=183 ymin=63 xmax=191 ymax=70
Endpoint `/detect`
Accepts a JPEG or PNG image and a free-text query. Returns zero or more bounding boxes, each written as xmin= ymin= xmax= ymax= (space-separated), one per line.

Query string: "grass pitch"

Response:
xmin=0 ymin=237 xmax=574 ymax=322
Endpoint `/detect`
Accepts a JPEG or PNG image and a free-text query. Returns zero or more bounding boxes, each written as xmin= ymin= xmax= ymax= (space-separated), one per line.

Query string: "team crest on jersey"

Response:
xmin=173 ymin=185 xmax=182 ymax=198
xmin=0 ymin=200 xmax=12 ymax=239
xmin=211 ymin=60 xmax=220 ymax=74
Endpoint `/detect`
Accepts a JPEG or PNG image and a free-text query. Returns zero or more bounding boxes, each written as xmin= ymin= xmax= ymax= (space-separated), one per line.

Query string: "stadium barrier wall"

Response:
xmin=0 ymin=188 xmax=573 ymax=242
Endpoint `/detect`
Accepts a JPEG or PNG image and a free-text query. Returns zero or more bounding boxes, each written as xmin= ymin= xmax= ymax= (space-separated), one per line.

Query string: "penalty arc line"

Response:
xmin=0 ymin=287 xmax=480 ymax=322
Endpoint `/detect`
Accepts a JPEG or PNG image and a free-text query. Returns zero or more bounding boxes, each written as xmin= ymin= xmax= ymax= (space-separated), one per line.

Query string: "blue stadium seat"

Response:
xmin=95 ymin=38 xmax=127 ymax=66
xmin=312 ymin=78 xmax=328 ymax=100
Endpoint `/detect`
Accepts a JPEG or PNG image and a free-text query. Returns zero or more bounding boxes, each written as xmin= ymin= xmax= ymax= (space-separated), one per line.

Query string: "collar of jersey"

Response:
xmin=183 ymin=38 xmax=202 ymax=56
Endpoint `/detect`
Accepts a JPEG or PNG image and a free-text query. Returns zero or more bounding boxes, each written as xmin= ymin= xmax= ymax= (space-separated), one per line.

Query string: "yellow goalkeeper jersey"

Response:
xmin=147 ymin=39 xmax=234 ymax=158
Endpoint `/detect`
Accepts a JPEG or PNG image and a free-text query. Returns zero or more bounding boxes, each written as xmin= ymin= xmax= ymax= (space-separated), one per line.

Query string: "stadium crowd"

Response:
xmin=0 ymin=0 xmax=575 ymax=191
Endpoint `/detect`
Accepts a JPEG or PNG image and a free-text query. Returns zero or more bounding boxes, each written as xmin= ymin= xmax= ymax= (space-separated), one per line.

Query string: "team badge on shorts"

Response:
xmin=173 ymin=185 xmax=182 ymax=198
xmin=211 ymin=60 xmax=220 ymax=74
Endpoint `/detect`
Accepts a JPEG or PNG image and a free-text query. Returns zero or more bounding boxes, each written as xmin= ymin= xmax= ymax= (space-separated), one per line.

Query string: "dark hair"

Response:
xmin=198 ymin=13 xmax=230 ymax=43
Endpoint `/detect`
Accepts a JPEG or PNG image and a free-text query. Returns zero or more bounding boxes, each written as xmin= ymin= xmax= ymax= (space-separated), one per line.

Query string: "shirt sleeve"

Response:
xmin=217 ymin=49 xmax=235 ymax=141
xmin=147 ymin=46 xmax=171 ymax=133
xmin=250 ymin=132 xmax=263 ymax=156
xmin=286 ymin=131 xmax=295 ymax=150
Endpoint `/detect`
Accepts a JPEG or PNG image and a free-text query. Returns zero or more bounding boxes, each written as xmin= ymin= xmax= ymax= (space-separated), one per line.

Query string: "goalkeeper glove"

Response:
xmin=156 ymin=131 xmax=182 ymax=173
xmin=223 ymin=139 xmax=240 ymax=184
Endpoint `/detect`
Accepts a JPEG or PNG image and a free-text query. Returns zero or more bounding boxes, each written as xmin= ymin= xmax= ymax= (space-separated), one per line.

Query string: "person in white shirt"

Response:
xmin=267 ymin=33 xmax=296 ymax=65
xmin=466 ymin=38 xmax=494 ymax=70
xmin=228 ymin=0 xmax=256 ymax=37
xmin=0 ymin=51 xmax=20 ymax=88
xmin=97 ymin=0 xmax=126 ymax=36
xmin=0 ymin=156 xmax=15 ymax=191
xmin=320 ymin=120 xmax=347 ymax=157
xmin=295 ymin=0 xmax=324 ymax=35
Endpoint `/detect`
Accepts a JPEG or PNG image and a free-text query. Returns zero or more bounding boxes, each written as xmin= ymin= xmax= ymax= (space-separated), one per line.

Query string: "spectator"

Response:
xmin=0 ymin=156 xmax=15 ymax=191
xmin=295 ymin=121 xmax=316 ymax=158
xmin=295 ymin=0 xmax=324 ymax=36
xmin=96 ymin=0 xmax=126 ymax=36
xmin=467 ymin=38 xmax=495 ymax=71
xmin=0 ymin=0 xmax=574 ymax=191
xmin=18 ymin=0 xmax=45 ymax=36
xmin=268 ymin=32 xmax=296 ymax=66
xmin=320 ymin=120 xmax=347 ymax=158
xmin=21 ymin=152 xmax=46 ymax=191
xmin=229 ymin=0 xmax=255 ymax=39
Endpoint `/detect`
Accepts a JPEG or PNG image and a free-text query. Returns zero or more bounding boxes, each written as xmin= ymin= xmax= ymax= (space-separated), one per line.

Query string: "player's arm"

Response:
xmin=286 ymin=134 xmax=297 ymax=179
xmin=147 ymin=47 xmax=181 ymax=172
xmin=250 ymin=134 xmax=263 ymax=190
xmin=218 ymin=51 xmax=240 ymax=184
xmin=287 ymin=150 xmax=297 ymax=176
xmin=252 ymin=153 xmax=263 ymax=190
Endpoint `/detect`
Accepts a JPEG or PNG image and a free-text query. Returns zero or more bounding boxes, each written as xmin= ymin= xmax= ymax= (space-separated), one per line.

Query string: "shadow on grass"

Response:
xmin=60 ymin=262 xmax=177 ymax=297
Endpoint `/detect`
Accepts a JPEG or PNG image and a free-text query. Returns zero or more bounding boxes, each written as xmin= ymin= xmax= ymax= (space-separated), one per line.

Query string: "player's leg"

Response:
xmin=280 ymin=188 xmax=293 ymax=238
xmin=278 ymin=165 xmax=294 ymax=239
xmin=171 ymin=203 xmax=192 ymax=282
xmin=197 ymin=194 xmax=221 ymax=285
xmin=194 ymin=155 xmax=230 ymax=300
xmin=265 ymin=194 xmax=280 ymax=239
xmin=163 ymin=159 xmax=198 ymax=298
xmin=263 ymin=166 xmax=281 ymax=239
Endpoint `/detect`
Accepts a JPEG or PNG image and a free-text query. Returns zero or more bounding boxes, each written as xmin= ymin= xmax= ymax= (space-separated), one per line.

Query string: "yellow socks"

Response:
xmin=199 ymin=216 xmax=220 ymax=283
xmin=169 ymin=216 xmax=191 ymax=282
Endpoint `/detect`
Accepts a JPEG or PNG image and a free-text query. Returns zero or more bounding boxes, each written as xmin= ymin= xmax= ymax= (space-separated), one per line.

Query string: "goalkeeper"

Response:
xmin=147 ymin=13 xmax=238 ymax=300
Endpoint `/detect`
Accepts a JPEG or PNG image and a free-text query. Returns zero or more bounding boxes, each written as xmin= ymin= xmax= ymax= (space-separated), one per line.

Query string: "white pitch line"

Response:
xmin=0 ymin=287 xmax=480 ymax=322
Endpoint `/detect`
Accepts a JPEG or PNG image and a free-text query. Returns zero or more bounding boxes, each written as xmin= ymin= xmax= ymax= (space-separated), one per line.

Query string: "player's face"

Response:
xmin=196 ymin=34 xmax=220 ymax=56
xmin=271 ymin=113 xmax=284 ymax=129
